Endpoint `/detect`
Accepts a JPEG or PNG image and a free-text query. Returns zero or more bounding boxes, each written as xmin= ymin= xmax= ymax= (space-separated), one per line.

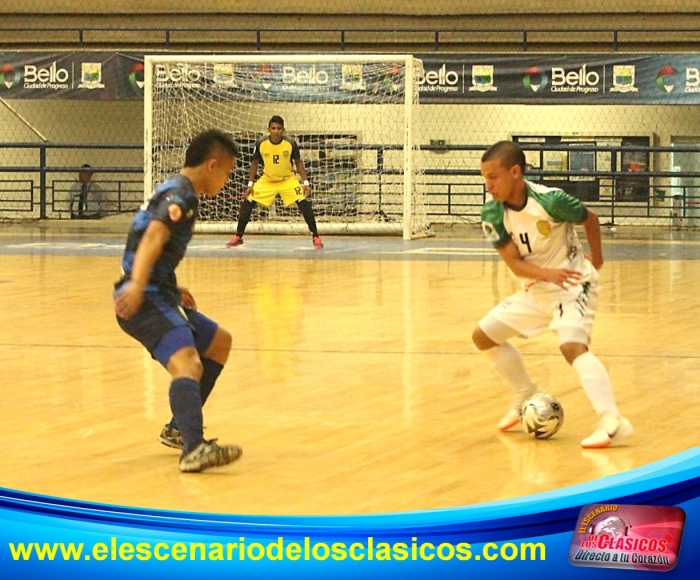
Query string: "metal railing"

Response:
xmin=2 ymin=26 xmax=700 ymax=51
xmin=0 ymin=142 xmax=142 ymax=219
xmin=419 ymin=175 xmax=700 ymax=228
xmin=3 ymin=141 xmax=700 ymax=227
xmin=51 ymin=179 xmax=144 ymax=219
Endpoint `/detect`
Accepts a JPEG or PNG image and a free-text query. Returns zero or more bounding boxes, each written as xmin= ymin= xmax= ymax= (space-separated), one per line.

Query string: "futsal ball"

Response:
xmin=519 ymin=393 xmax=564 ymax=439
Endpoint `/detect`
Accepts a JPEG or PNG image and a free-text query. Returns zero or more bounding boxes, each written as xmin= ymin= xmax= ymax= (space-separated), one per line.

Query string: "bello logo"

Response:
xmin=0 ymin=63 xmax=21 ymax=89
xmin=523 ymin=67 xmax=548 ymax=92
xmin=282 ymin=65 xmax=330 ymax=85
xmin=656 ymin=66 xmax=677 ymax=93
xmin=684 ymin=67 xmax=700 ymax=93
xmin=418 ymin=64 xmax=461 ymax=93
xmin=256 ymin=64 xmax=273 ymax=90
xmin=128 ymin=63 xmax=145 ymax=90
xmin=569 ymin=503 xmax=685 ymax=572
xmin=154 ymin=63 xmax=203 ymax=85
xmin=23 ymin=62 xmax=69 ymax=85
xmin=550 ymin=65 xmax=601 ymax=93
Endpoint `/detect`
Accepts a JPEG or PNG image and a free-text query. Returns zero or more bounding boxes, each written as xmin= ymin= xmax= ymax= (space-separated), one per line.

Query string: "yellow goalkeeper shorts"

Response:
xmin=249 ymin=174 xmax=306 ymax=207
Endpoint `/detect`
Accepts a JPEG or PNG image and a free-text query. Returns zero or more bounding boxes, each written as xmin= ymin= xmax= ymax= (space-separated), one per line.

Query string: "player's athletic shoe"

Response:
xmin=158 ymin=424 xmax=183 ymax=450
xmin=313 ymin=236 xmax=324 ymax=249
xmin=497 ymin=388 xmax=542 ymax=431
xmin=179 ymin=439 xmax=243 ymax=473
xmin=226 ymin=235 xmax=244 ymax=247
xmin=497 ymin=409 xmax=521 ymax=431
xmin=581 ymin=414 xmax=634 ymax=448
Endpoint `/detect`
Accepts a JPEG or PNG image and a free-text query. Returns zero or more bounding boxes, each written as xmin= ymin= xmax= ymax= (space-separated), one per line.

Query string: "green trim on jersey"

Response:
xmin=531 ymin=188 xmax=587 ymax=224
xmin=481 ymin=200 xmax=509 ymax=247
xmin=480 ymin=183 xmax=586 ymax=247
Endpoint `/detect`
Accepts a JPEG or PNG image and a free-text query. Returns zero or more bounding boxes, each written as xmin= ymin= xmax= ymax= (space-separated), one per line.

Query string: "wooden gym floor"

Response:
xmin=1 ymin=221 xmax=698 ymax=515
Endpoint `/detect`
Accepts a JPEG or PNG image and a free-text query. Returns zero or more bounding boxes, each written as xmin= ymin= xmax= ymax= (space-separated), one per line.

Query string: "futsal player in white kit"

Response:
xmin=472 ymin=140 xmax=633 ymax=448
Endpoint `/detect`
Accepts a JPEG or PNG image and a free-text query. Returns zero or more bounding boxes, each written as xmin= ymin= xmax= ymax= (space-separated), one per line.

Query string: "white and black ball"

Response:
xmin=519 ymin=393 xmax=564 ymax=439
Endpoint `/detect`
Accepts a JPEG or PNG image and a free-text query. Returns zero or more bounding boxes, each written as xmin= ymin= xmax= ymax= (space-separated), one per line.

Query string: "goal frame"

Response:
xmin=143 ymin=53 xmax=423 ymax=240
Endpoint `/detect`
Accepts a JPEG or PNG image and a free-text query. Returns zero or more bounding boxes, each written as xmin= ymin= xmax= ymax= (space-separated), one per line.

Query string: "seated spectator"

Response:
xmin=70 ymin=164 xmax=105 ymax=219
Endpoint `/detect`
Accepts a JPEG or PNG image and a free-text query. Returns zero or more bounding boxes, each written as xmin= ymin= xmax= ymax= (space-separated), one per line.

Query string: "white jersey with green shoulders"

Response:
xmin=481 ymin=180 xmax=593 ymax=287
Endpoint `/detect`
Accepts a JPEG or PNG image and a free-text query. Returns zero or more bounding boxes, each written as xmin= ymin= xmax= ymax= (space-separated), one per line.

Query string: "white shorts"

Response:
xmin=479 ymin=274 xmax=600 ymax=346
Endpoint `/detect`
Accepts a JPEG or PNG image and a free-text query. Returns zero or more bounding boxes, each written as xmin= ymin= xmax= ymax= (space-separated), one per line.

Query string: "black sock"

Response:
xmin=296 ymin=198 xmax=319 ymax=237
xmin=168 ymin=359 xmax=224 ymax=431
xmin=236 ymin=199 xmax=256 ymax=237
xmin=169 ymin=377 xmax=204 ymax=453
xmin=199 ymin=358 xmax=224 ymax=406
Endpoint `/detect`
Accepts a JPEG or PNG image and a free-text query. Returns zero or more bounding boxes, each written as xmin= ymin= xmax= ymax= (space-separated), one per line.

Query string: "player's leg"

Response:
xmin=473 ymin=292 xmax=546 ymax=431
xmin=191 ymin=309 xmax=231 ymax=406
xmin=160 ymin=309 xmax=231 ymax=448
xmin=297 ymin=199 xmax=323 ymax=248
xmin=227 ymin=198 xmax=256 ymax=247
xmin=227 ymin=178 xmax=276 ymax=247
xmin=116 ymin=298 xmax=204 ymax=452
xmin=561 ymin=336 xmax=633 ymax=448
xmin=116 ymin=296 xmax=241 ymax=471
xmin=155 ymin=334 xmax=206 ymax=453
xmin=554 ymin=283 xmax=633 ymax=448
xmin=155 ymin=333 xmax=242 ymax=472
xmin=279 ymin=177 xmax=323 ymax=247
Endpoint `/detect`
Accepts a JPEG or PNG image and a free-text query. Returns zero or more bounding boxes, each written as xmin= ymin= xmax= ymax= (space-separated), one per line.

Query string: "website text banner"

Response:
xmin=1 ymin=448 xmax=699 ymax=579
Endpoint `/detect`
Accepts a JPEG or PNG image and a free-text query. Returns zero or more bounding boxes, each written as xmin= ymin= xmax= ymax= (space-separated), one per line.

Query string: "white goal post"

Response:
xmin=143 ymin=54 xmax=429 ymax=239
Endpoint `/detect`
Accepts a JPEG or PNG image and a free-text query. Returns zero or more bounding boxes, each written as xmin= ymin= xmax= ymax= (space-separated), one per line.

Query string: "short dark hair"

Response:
xmin=184 ymin=129 xmax=240 ymax=167
xmin=482 ymin=141 xmax=526 ymax=174
xmin=268 ymin=115 xmax=285 ymax=127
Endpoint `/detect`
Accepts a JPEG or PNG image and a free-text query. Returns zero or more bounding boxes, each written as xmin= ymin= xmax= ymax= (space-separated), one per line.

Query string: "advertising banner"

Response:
xmin=416 ymin=53 xmax=700 ymax=104
xmin=0 ymin=52 xmax=120 ymax=100
xmin=3 ymin=52 xmax=700 ymax=104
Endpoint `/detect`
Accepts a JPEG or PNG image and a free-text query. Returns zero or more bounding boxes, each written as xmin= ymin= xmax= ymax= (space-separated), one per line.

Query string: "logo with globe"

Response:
xmin=591 ymin=516 xmax=629 ymax=538
xmin=569 ymin=503 xmax=686 ymax=572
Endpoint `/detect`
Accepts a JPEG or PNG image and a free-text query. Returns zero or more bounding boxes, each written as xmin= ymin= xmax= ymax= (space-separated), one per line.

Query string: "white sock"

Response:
xmin=484 ymin=342 xmax=537 ymax=402
xmin=572 ymin=351 xmax=619 ymax=416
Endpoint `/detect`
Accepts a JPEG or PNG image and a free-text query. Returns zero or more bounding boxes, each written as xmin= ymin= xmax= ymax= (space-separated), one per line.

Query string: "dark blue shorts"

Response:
xmin=116 ymin=290 xmax=218 ymax=368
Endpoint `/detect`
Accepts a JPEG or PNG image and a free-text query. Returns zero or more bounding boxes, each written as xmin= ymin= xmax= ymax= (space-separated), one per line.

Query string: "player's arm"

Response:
xmin=289 ymin=139 xmax=311 ymax=196
xmin=114 ymin=220 xmax=171 ymax=319
xmin=244 ymin=159 xmax=260 ymax=198
xmin=580 ymin=207 xmax=603 ymax=270
xmin=178 ymin=285 xmax=197 ymax=310
xmin=295 ymin=158 xmax=311 ymax=196
xmin=497 ymin=239 xmax=582 ymax=288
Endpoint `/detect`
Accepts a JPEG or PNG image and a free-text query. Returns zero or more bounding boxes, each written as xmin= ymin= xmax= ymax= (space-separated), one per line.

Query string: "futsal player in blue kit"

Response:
xmin=114 ymin=129 xmax=242 ymax=473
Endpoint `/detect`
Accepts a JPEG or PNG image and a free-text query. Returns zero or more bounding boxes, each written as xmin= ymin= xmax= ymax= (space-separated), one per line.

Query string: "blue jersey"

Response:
xmin=120 ymin=174 xmax=198 ymax=300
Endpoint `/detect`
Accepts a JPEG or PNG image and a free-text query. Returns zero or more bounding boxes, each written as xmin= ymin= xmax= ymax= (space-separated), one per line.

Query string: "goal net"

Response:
xmin=144 ymin=54 xmax=429 ymax=239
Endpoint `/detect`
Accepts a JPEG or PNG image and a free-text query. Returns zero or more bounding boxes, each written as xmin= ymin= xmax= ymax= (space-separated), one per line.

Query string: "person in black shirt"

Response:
xmin=114 ymin=129 xmax=242 ymax=473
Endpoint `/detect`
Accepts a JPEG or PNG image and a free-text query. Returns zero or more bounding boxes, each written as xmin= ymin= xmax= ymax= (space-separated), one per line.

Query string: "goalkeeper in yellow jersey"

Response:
xmin=226 ymin=115 xmax=323 ymax=249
